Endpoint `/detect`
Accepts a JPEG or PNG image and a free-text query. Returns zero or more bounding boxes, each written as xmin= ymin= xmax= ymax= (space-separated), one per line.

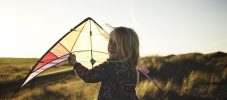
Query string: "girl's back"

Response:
xmin=98 ymin=58 xmax=138 ymax=100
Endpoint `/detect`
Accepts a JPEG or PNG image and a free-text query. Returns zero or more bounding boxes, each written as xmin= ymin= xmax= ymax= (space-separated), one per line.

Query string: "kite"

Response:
xmin=18 ymin=17 xmax=109 ymax=89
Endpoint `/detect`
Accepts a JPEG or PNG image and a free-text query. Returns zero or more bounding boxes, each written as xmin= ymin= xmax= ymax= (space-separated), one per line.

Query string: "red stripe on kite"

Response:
xmin=33 ymin=52 xmax=58 ymax=71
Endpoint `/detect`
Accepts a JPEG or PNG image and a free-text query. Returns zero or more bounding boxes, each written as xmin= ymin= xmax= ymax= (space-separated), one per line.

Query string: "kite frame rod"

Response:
xmin=71 ymin=50 xmax=108 ymax=54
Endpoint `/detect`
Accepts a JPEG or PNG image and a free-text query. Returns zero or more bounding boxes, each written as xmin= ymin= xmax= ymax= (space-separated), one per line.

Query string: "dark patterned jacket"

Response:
xmin=74 ymin=58 xmax=138 ymax=100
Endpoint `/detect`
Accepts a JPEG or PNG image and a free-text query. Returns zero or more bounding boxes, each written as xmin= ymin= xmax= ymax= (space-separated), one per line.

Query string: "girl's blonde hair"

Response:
xmin=110 ymin=27 xmax=140 ymax=65
xmin=110 ymin=27 xmax=140 ymax=84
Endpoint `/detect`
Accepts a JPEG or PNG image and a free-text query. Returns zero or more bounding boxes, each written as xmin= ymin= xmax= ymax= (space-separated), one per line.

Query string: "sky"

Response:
xmin=0 ymin=0 xmax=227 ymax=58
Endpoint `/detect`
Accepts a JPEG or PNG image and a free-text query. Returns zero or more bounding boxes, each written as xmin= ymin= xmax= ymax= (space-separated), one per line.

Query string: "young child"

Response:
xmin=68 ymin=27 xmax=140 ymax=100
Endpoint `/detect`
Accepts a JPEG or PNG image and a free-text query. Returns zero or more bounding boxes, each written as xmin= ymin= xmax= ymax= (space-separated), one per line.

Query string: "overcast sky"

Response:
xmin=0 ymin=0 xmax=227 ymax=57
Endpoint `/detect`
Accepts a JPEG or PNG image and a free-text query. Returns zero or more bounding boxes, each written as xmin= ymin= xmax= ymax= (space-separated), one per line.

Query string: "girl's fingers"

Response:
xmin=68 ymin=53 xmax=76 ymax=59
xmin=72 ymin=54 xmax=75 ymax=57
xmin=68 ymin=53 xmax=77 ymax=65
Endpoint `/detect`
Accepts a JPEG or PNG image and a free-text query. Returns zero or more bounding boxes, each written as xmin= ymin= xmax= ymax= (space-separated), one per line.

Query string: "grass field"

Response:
xmin=137 ymin=52 xmax=227 ymax=100
xmin=0 ymin=58 xmax=71 ymax=84
xmin=0 ymin=58 xmax=36 ymax=84
xmin=0 ymin=52 xmax=227 ymax=100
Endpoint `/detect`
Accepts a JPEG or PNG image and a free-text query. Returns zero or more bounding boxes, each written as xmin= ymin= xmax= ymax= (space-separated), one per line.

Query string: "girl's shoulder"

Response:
xmin=107 ymin=57 xmax=134 ymax=65
xmin=106 ymin=57 xmax=133 ymax=68
xmin=106 ymin=58 xmax=125 ymax=66
xmin=98 ymin=58 xmax=121 ymax=67
xmin=107 ymin=57 xmax=121 ymax=62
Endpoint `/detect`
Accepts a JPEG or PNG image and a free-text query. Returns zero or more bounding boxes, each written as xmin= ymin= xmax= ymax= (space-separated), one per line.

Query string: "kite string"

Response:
xmin=137 ymin=67 xmax=163 ymax=93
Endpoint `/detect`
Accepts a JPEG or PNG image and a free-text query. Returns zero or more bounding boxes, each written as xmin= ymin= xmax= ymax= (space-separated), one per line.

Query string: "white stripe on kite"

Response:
xmin=21 ymin=54 xmax=69 ymax=87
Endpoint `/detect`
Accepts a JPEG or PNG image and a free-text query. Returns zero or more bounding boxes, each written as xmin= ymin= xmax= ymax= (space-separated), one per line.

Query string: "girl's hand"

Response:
xmin=68 ymin=53 xmax=77 ymax=65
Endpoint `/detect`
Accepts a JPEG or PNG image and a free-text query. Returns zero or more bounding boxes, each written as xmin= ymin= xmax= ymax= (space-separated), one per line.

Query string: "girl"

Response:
xmin=68 ymin=27 xmax=140 ymax=100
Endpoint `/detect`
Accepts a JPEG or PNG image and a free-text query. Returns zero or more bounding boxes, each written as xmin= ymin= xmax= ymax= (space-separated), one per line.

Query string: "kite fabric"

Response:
xmin=19 ymin=17 xmax=109 ymax=88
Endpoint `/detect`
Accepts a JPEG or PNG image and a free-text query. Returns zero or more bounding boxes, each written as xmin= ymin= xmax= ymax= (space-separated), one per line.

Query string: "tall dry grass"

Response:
xmin=0 ymin=52 xmax=227 ymax=99
xmin=0 ymin=58 xmax=37 ymax=84
xmin=0 ymin=58 xmax=71 ymax=84
xmin=12 ymin=79 xmax=100 ymax=100
xmin=137 ymin=52 xmax=227 ymax=100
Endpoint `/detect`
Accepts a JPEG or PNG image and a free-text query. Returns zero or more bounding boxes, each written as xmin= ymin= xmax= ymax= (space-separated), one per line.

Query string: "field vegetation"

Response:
xmin=0 ymin=52 xmax=226 ymax=100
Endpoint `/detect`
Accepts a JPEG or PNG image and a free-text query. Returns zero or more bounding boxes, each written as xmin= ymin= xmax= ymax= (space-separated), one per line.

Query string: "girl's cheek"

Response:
xmin=108 ymin=43 xmax=115 ymax=53
xmin=108 ymin=44 xmax=112 ymax=53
